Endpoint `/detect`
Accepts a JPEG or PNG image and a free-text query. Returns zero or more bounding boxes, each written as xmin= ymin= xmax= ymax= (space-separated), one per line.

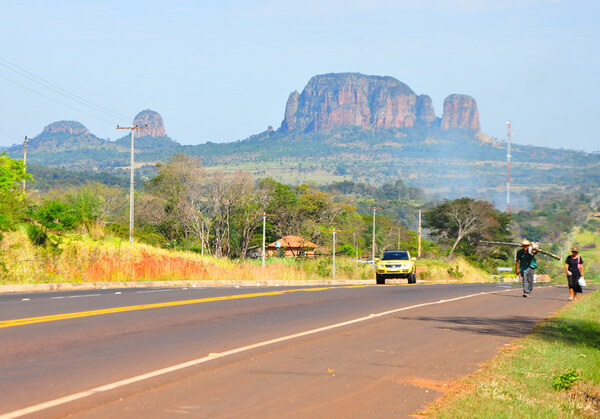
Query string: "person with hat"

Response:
xmin=564 ymin=247 xmax=584 ymax=300
xmin=516 ymin=239 xmax=538 ymax=297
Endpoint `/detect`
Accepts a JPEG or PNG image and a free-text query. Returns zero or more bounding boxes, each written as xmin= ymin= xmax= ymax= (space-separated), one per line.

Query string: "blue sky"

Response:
xmin=0 ymin=0 xmax=598 ymax=151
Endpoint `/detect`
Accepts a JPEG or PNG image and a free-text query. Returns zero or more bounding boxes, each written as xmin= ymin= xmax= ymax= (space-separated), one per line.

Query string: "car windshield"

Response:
xmin=381 ymin=251 xmax=409 ymax=261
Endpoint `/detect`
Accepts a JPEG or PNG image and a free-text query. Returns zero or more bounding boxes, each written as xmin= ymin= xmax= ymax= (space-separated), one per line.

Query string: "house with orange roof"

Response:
xmin=266 ymin=235 xmax=319 ymax=258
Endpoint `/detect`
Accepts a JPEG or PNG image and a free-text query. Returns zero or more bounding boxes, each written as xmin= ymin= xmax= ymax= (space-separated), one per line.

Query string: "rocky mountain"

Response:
xmin=8 ymin=110 xmax=181 ymax=169
xmin=115 ymin=110 xmax=181 ymax=151
xmin=440 ymin=94 xmax=480 ymax=131
xmin=280 ymin=73 xmax=479 ymax=133
xmin=28 ymin=121 xmax=108 ymax=152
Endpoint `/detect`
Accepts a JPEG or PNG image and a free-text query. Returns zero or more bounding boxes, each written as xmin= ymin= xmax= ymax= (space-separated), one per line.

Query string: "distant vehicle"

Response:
xmin=375 ymin=250 xmax=417 ymax=285
xmin=358 ymin=258 xmax=375 ymax=265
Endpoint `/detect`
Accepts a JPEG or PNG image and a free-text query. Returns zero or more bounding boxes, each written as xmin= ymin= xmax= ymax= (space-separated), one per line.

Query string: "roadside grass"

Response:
xmin=0 ymin=230 xmax=492 ymax=284
xmin=425 ymin=290 xmax=600 ymax=418
xmin=574 ymin=227 xmax=600 ymax=286
xmin=418 ymin=258 xmax=492 ymax=283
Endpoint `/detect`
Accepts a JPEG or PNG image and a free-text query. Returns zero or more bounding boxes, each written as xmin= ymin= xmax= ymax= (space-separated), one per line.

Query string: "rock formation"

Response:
xmin=132 ymin=109 xmax=166 ymax=137
xmin=280 ymin=73 xmax=481 ymax=133
xmin=416 ymin=95 xmax=436 ymax=125
xmin=280 ymin=73 xmax=422 ymax=132
xmin=43 ymin=121 xmax=90 ymax=136
xmin=440 ymin=94 xmax=480 ymax=131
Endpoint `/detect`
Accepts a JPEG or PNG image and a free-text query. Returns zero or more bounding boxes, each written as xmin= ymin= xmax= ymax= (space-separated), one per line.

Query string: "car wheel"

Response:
xmin=408 ymin=273 xmax=416 ymax=284
xmin=376 ymin=273 xmax=386 ymax=285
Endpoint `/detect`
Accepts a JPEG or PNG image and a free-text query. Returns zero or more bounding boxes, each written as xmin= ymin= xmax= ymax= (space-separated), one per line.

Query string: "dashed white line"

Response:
xmin=0 ymin=288 xmax=512 ymax=419
xmin=135 ymin=289 xmax=176 ymax=294
xmin=49 ymin=294 xmax=101 ymax=300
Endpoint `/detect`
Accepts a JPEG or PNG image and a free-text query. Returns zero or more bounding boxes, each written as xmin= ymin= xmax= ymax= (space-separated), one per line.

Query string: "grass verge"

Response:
xmin=425 ymin=290 xmax=600 ymax=418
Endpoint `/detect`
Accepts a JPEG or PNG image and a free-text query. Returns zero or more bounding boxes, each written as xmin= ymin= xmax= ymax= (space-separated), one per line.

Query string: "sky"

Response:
xmin=0 ymin=0 xmax=598 ymax=152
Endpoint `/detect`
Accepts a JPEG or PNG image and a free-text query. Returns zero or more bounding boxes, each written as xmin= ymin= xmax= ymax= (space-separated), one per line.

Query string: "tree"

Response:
xmin=425 ymin=198 xmax=509 ymax=258
xmin=0 ymin=154 xmax=33 ymax=234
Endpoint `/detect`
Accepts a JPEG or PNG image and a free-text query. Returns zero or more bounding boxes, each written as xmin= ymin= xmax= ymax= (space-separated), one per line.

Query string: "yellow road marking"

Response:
xmin=0 ymin=285 xmax=369 ymax=329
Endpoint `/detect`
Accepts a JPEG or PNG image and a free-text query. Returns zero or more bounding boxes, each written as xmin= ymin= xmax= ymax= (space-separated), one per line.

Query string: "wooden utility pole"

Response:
xmin=367 ymin=207 xmax=382 ymax=261
xmin=415 ymin=209 xmax=427 ymax=257
xmin=22 ymin=136 xmax=28 ymax=193
xmin=255 ymin=213 xmax=275 ymax=267
xmin=116 ymin=125 xmax=147 ymax=243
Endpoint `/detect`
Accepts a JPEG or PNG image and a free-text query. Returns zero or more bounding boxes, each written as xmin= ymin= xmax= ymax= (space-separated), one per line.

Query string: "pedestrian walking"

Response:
xmin=516 ymin=239 xmax=538 ymax=297
xmin=564 ymin=247 xmax=584 ymax=300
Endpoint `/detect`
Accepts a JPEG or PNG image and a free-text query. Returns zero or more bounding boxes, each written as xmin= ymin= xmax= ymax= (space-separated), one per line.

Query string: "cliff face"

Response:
xmin=280 ymin=73 xmax=480 ymax=133
xmin=133 ymin=109 xmax=166 ymax=137
xmin=280 ymin=73 xmax=423 ymax=132
xmin=416 ymin=95 xmax=436 ymax=124
xmin=440 ymin=94 xmax=480 ymax=131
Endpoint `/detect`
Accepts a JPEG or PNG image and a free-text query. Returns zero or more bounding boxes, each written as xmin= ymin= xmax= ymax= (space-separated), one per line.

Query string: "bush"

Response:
xmin=32 ymin=200 xmax=80 ymax=232
xmin=447 ymin=264 xmax=464 ymax=278
xmin=316 ymin=259 xmax=332 ymax=277
xmin=551 ymin=369 xmax=579 ymax=390
xmin=26 ymin=224 xmax=47 ymax=246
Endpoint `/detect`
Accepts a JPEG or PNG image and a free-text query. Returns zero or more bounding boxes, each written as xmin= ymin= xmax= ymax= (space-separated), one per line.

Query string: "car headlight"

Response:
xmin=377 ymin=263 xmax=384 ymax=269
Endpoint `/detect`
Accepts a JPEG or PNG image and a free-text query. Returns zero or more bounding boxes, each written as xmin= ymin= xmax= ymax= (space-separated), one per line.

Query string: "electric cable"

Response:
xmin=0 ymin=73 xmax=120 ymax=125
xmin=0 ymin=56 xmax=130 ymax=121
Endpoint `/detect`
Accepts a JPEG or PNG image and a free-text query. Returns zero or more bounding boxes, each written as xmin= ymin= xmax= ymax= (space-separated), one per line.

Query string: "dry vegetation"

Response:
xmin=0 ymin=229 xmax=491 ymax=285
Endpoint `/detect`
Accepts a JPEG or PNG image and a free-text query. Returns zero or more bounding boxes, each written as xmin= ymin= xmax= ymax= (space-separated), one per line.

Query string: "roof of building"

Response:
xmin=267 ymin=235 xmax=318 ymax=248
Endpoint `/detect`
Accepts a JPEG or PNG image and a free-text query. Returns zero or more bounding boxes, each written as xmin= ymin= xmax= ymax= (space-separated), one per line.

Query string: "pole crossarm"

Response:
xmin=116 ymin=125 xmax=148 ymax=130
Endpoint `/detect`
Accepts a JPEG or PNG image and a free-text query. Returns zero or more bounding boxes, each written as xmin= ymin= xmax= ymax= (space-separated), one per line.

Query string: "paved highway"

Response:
xmin=0 ymin=283 xmax=571 ymax=418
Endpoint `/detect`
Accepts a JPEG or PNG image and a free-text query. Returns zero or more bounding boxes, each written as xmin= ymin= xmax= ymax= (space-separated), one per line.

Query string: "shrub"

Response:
xmin=26 ymin=224 xmax=47 ymax=246
xmin=551 ymin=369 xmax=580 ymax=391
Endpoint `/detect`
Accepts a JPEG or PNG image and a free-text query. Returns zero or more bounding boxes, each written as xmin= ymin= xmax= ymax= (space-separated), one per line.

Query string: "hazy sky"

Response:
xmin=1 ymin=0 xmax=598 ymax=151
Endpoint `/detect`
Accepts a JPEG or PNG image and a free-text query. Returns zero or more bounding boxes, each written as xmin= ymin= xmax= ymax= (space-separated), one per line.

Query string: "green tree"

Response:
xmin=425 ymin=198 xmax=511 ymax=259
xmin=0 ymin=154 xmax=33 ymax=235
xmin=33 ymin=200 xmax=80 ymax=232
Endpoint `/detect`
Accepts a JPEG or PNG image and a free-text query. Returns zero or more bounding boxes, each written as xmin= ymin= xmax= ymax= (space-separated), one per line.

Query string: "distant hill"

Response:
xmin=7 ymin=73 xmax=600 ymax=204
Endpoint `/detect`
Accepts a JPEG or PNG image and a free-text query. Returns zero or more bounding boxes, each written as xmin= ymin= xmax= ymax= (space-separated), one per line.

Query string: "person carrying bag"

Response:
xmin=564 ymin=247 xmax=584 ymax=300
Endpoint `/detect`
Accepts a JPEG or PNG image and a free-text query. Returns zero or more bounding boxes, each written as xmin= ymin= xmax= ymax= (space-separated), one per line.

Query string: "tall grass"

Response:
xmin=0 ymin=230 xmax=491 ymax=285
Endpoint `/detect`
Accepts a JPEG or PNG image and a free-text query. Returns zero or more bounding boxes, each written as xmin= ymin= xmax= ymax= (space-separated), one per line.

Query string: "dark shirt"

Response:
xmin=565 ymin=255 xmax=584 ymax=278
xmin=516 ymin=248 xmax=536 ymax=272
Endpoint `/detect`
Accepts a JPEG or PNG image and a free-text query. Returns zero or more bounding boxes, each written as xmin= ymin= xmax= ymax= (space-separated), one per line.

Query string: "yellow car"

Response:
xmin=376 ymin=250 xmax=417 ymax=284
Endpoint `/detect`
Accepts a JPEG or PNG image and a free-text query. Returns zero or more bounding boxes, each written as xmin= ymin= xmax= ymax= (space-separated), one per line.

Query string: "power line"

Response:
xmin=0 ymin=56 xmax=130 ymax=121
xmin=0 ymin=127 xmax=22 ymax=142
xmin=0 ymin=73 xmax=119 ymax=126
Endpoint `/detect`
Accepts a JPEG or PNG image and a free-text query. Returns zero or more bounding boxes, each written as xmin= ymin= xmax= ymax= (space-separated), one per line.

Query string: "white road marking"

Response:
xmin=0 ymin=288 xmax=512 ymax=419
xmin=49 ymin=294 xmax=101 ymax=300
xmin=21 ymin=299 xmax=30 ymax=301
xmin=135 ymin=289 xmax=175 ymax=294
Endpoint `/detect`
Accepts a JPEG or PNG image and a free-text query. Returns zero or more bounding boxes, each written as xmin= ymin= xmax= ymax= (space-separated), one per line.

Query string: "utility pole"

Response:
xmin=256 ymin=213 xmax=275 ymax=268
xmin=116 ymin=124 xmax=147 ymax=243
xmin=22 ymin=136 xmax=28 ymax=193
xmin=367 ymin=207 xmax=382 ymax=261
xmin=415 ymin=209 xmax=427 ymax=258
xmin=327 ymin=228 xmax=343 ymax=280
xmin=353 ymin=231 xmax=357 ymax=264
xmin=506 ymin=120 xmax=512 ymax=214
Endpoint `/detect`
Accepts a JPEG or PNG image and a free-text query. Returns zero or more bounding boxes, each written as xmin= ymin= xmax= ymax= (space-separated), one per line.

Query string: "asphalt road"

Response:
xmin=0 ymin=283 xmax=573 ymax=418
